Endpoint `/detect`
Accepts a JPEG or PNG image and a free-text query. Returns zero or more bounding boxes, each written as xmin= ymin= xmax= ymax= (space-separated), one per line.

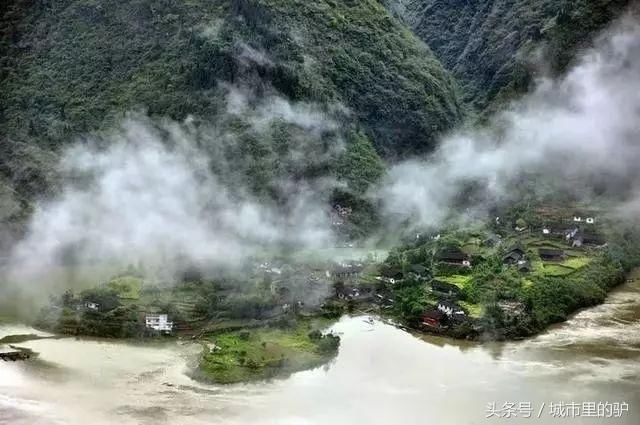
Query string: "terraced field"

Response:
xmin=435 ymin=274 xmax=472 ymax=289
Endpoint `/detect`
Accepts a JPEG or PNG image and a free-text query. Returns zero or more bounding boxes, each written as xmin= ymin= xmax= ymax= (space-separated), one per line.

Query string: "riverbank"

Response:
xmin=2 ymin=294 xmax=639 ymax=425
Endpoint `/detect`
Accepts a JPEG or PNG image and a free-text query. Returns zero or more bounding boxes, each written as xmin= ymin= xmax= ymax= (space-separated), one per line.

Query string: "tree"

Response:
xmin=392 ymin=275 xmax=427 ymax=325
xmin=336 ymin=131 xmax=385 ymax=193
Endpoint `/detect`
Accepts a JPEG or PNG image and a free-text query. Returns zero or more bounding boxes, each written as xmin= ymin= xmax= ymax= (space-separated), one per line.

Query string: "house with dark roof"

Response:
xmin=502 ymin=246 xmax=526 ymax=265
xmin=538 ymin=248 xmax=565 ymax=261
xmin=483 ymin=234 xmax=502 ymax=247
xmin=576 ymin=232 xmax=605 ymax=246
xmin=332 ymin=263 xmax=364 ymax=280
xmin=430 ymin=280 xmax=462 ymax=298
xmin=540 ymin=220 xmax=567 ymax=238
xmin=564 ymin=226 xmax=580 ymax=241
xmin=517 ymin=261 xmax=532 ymax=273
xmin=436 ymin=249 xmax=471 ymax=267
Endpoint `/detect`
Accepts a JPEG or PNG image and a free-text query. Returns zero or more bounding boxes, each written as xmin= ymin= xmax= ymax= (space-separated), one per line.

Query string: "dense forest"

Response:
xmin=0 ymin=0 xmax=634 ymax=246
xmin=384 ymin=0 xmax=632 ymax=111
xmin=0 ymin=0 xmax=468 ymax=246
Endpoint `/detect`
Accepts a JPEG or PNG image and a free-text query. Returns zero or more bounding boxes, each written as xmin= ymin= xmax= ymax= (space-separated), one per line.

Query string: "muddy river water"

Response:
xmin=1 ymin=279 xmax=639 ymax=425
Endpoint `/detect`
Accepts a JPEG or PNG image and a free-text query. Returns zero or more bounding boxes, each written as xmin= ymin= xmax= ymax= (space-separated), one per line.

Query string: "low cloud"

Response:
xmin=378 ymin=14 xmax=640 ymax=229
xmin=8 ymin=98 xmax=343 ymax=284
xmin=6 ymin=12 xmax=640 ymax=297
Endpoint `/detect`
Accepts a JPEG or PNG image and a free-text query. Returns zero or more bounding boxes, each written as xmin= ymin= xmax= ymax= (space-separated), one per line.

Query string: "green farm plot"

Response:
xmin=435 ymin=275 xmax=472 ymax=289
xmin=540 ymin=264 xmax=576 ymax=276
xmin=531 ymin=261 xmax=545 ymax=274
xmin=560 ymin=250 xmax=581 ymax=257
xmin=531 ymin=241 xmax=571 ymax=250
xmin=520 ymin=235 xmax=547 ymax=245
xmin=461 ymin=243 xmax=482 ymax=255
xmin=533 ymin=256 xmax=591 ymax=277
xmin=459 ymin=301 xmax=483 ymax=318
xmin=561 ymin=257 xmax=592 ymax=269
xmin=107 ymin=276 xmax=143 ymax=300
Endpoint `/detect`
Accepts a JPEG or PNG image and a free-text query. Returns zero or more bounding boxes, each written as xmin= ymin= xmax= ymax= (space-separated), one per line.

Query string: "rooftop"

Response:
xmin=538 ymin=248 xmax=564 ymax=256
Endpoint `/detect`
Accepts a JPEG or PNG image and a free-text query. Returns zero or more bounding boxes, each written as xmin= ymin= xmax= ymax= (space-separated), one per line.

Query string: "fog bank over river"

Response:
xmin=1 ymin=279 xmax=639 ymax=425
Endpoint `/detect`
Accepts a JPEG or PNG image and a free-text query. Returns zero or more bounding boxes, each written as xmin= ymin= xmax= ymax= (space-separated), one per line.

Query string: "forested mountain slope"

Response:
xmin=0 ymin=0 xmax=465 ymax=243
xmin=0 ymin=0 xmax=634 ymax=247
xmin=0 ymin=0 xmax=463 ymax=164
xmin=383 ymin=0 xmax=632 ymax=111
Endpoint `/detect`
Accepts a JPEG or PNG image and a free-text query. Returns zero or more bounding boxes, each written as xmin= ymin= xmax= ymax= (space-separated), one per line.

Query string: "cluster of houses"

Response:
xmin=77 ymin=298 xmax=175 ymax=334
xmin=332 ymin=261 xmax=378 ymax=303
xmin=539 ymin=224 xmax=605 ymax=247
xmin=421 ymin=299 xmax=467 ymax=329
xmin=536 ymin=212 xmax=606 ymax=246
xmin=331 ymin=262 xmax=364 ymax=281
xmin=375 ymin=209 xmax=611 ymax=332
xmin=335 ymin=284 xmax=375 ymax=302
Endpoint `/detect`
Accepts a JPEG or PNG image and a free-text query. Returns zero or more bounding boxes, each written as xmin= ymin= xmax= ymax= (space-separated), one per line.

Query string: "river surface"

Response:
xmin=1 ymin=280 xmax=639 ymax=425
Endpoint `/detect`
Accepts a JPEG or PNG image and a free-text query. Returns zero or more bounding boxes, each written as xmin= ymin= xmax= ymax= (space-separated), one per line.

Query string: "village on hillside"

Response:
xmin=35 ymin=203 xmax=624 ymax=344
xmin=380 ymin=205 xmax=618 ymax=337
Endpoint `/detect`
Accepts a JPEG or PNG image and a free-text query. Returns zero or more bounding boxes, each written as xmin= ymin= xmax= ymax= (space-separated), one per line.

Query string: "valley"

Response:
xmin=2 ymin=0 xmax=640 ymax=423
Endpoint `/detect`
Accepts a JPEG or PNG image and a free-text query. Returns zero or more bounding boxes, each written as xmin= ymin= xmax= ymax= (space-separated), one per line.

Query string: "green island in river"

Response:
xmin=194 ymin=320 xmax=340 ymax=384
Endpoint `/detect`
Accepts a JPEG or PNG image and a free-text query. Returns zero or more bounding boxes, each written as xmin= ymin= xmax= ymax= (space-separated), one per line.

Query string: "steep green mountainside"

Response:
xmin=1 ymin=0 xmax=633 ymax=247
xmin=0 ymin=0 xmax=462 ymax=174
xmin=383 ymin=0 xmax=632 ymax=111
xmin=0 ymin=0 xmax=463 ymax=242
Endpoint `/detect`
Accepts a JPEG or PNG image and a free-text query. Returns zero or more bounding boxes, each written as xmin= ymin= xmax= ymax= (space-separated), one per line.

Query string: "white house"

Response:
xmin=437 ymin=302 xmax=454 ymax=316
xmin=586 ymin=217 xmax=595 ymax=224
xmin=84 ymin=301 xmax=100 ymax=310
xmin=145 ymin=314 xmax=174 ymax=333
xmin=542 ymin=227 xmax=551 ymax=235
xmin=437 ymin=301 xmax=465 ymax=317
xmin=573 ymin=216 xmax=583 ymax=222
